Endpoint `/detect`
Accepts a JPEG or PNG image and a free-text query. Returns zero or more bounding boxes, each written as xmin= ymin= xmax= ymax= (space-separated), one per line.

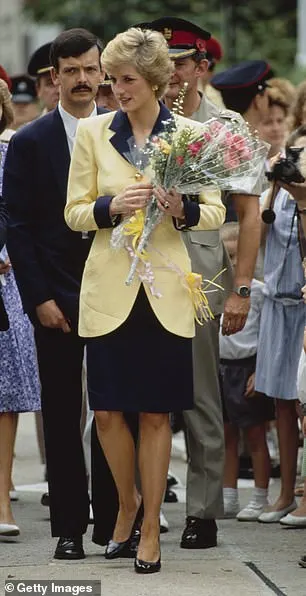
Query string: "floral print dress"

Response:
xmin=0 ymin=140 xmax=41 ymax=412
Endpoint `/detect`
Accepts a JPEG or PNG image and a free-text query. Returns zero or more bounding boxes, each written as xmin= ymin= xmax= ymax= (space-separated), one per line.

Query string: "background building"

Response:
xmin=0 ymin=0 xmax=60 ymax=75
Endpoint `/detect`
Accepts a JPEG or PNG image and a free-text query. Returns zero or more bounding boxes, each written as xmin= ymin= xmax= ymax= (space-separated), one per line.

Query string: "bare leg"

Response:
xmin=9 ymin=414 xmax=18 ymax=492
xmin=0 ymin=412 xmax=18 ymax=524
xmin=95 ymin=410 xmax=140 ymax=542
xmin=223 ymin=423 xmax=239 ymax=489
xmin=138 ymin=412 xmax=171 ymax=562
xmin=246 ymin=424 xmax=270 ymax=489
xmin=267 ymin=399 xmax=298 ymax=511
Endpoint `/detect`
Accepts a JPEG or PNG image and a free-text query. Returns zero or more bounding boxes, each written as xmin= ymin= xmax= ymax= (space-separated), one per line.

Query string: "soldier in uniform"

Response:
xmin=96 ymin=75 xmax=119 ymax=111
xmin=198 ymin=36 xmax=225 ymax=109
xmin=145 ymin=17 xmax=264 ymax=549
xmin=10 ymin=75 xmax=40 ymax=129
xmin=28 ymin=43 xmax=60 ymax=114
xmin=211 ymin=60 xmax=272 ymax=135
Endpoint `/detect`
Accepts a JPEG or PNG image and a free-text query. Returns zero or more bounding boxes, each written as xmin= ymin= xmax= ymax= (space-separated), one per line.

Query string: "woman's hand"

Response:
xmin=278 ymin=179 xmax=306 ymax=209
xmin=244 ymin=372 xmax=255 ymax=398
xmin=154 ymin=187 xmax=184 ymax=218
xmin=0 ymin=258 xmax=10 ymax=275
xmin=110 ymin=183 xmax=153 ymax=217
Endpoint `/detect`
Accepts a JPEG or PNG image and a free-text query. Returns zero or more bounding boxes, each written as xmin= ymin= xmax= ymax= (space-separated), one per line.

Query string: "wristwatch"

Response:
xmin=233 ymin=285 xmax=251 ymax=298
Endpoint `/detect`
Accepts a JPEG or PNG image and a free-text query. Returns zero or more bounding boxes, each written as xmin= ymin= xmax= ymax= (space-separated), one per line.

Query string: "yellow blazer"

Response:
xmin=65 ymin=105 xmax=225 ymax=339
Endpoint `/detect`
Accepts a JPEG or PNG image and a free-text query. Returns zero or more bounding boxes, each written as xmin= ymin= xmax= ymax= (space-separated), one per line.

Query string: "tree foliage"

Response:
xmin=25 ymin=0 xmax=298 ymax=78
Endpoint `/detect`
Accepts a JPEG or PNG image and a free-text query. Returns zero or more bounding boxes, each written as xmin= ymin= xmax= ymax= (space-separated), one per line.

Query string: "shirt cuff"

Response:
xmin=93 ymin=196 xmax=121 ymax=229
xmin=174 ymin=196 xmax=200 ymax=230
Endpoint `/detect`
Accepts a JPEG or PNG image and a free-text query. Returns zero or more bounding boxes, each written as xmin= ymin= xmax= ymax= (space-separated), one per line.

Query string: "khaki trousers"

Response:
xmin=183 ymin=317 xmax=225 ymax=519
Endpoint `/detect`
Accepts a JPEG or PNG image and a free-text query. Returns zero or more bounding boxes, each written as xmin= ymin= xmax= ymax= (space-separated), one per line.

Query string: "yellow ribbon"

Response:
xmin=184 ymin=269 xmax=226 ymax=325
xmin=185 ymin=272 xmax=214 ymax=325
xmin=123 ymin=210 xmax=145 ymax=253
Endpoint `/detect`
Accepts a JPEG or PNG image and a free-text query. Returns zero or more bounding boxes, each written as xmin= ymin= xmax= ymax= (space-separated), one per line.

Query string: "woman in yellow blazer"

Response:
xmin=65 ymin=27 xmax=225 ymax=573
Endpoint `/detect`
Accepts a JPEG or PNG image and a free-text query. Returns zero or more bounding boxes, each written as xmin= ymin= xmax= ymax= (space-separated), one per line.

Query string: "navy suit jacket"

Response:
xmin=3 ymin=106 xmax=107 ymax=327
xmin=0 ymin=194 xmax=7 ymax=250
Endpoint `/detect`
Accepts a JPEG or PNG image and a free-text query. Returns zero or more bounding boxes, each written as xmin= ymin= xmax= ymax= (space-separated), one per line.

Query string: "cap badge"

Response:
xmin=18 ymin=81 xmax=27 ymax=92
xmin=163 ymin=27 xmax=172 ymax=40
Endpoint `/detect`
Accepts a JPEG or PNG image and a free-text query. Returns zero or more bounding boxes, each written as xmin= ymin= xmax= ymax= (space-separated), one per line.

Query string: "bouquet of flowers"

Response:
xmin=111 ymin=113 xmax=268 ymax=284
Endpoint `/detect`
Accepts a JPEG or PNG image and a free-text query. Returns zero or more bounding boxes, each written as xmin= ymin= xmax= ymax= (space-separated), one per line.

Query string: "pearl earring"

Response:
xmin=152 ymin=85 xmax=158 ymax=91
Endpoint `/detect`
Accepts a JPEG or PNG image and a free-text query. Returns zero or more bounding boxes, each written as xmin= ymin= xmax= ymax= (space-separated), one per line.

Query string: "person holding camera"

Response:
xmin=255 ymin=125 xmax=306 ymax=523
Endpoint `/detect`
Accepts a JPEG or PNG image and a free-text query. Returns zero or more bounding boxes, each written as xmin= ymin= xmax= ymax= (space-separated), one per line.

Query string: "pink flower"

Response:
xmin=202 ymin=132 xmax=212 ymax=142
xmin=187 ymin=141 xmax=203 ymax=156
xmin=223 ymin=150 xmax=240 ymax=170
xmin=239 ymin=147 xmax=253 ymax=160
xmin=222 ymin=131 xmax=234 ymax=147
xmin=232 ymin=133 xmax=245 ymax=146
xmin=176 ymin=155 xmax=185 ymax=165
xmin=209 ymin=121 xmax=225 ymax=135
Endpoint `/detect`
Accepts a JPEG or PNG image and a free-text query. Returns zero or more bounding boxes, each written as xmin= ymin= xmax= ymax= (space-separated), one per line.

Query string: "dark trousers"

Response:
xmin=35 ymin=324 xmax=139 ymax=541
xmin=34 ymin=325 xmax=89 ymax=537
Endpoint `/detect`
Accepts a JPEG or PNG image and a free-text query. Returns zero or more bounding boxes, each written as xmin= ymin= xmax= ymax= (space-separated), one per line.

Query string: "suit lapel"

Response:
xmin=48 ymin=108 xmax=70 ymax=199
xmin=108 ymin=102 xmax=174 ymax=164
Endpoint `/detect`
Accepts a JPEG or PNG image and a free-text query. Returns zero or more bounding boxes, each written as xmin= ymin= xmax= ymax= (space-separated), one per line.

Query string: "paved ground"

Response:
xmin=0 ymin=413 xmax=306 ymax=596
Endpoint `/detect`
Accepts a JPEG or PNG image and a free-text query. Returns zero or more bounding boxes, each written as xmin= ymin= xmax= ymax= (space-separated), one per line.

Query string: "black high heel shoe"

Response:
xmin=105 ymin=538 xmax=135 ymax=559
xmin=134 ymin=555 xmax=161 ymax=574
xmin=105 ymin=500 xmax=144 ymax=560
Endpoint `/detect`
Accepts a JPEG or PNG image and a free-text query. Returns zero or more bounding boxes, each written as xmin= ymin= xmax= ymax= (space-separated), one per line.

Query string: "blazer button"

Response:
xmin=135 ymin=172 xmax=143 ymax=181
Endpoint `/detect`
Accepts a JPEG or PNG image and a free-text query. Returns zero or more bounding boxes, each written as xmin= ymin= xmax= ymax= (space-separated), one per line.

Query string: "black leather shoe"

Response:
xmin=299 ymin=554 xmax=306 ymax=568
xmin=105 ymin=537 xmax=136 ymax=559
xmin=54 ymin=536 xmax=85 ymax=560
xmin=167 ymin=474 xmax=178 ymax=489
xmin=41 ymin=493 xmax=50 ymax=507
xmin=164 ymin=488 xmax=178 ymax=503
xmin=134 ymin=556 xmax=161 ymax=574
xmin=180 ymin=518 xmax=217 ymax=549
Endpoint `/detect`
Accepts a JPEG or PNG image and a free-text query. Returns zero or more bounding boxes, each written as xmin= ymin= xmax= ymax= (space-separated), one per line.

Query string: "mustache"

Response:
xmin=72 ymin=84 xmax=92 ymax=93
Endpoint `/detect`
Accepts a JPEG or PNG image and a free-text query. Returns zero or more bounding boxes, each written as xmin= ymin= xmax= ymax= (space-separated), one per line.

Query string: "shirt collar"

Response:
xmin=58 ymin=101 xmax=97 ymax=135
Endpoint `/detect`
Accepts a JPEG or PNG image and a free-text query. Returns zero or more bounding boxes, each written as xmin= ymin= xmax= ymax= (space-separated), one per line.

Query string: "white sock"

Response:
xmin=223 ymin=487 xmax=239 ymax=503
xmin=252 ymin=487 xmax=269 ymax=504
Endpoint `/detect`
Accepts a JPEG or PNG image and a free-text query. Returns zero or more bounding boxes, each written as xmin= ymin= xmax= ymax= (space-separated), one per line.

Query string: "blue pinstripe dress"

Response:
xmin=255 ymin=188 xmax=306 ymax=400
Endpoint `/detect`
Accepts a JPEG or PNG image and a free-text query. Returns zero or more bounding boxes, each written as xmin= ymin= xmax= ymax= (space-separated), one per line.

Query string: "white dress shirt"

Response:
xmin=58 ymin=101 xmax=97 ymax=154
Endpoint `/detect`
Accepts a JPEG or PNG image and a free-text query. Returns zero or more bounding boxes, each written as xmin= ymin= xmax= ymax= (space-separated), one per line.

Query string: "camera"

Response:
xmin=266 ymin=146 xmax=305 ymax=184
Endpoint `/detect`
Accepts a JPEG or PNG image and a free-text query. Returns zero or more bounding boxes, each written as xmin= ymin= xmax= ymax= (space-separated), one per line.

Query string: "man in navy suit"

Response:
xmin=3 ymin=28 xmax=116 ymax=559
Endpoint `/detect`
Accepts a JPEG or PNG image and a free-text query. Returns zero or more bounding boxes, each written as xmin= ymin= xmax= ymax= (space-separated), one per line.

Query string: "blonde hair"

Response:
xmin=268 ymin=77 xmax=295 ymax=107
xmin=288 ymin=80 xmax=306 ymax=132
xmin=101 ymin=27 xmax=174 ymax=99
xmin=266 ymin=86 xmax=289 ymax=117
xmin=0 ymin=79 xmax=14 ymax=134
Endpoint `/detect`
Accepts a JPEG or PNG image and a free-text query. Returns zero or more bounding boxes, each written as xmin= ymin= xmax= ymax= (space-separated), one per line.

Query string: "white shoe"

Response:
xmin=223 ymin=501 xmax=240 ymax=519
xmin=280 ymin=513 xmax=306 ymax=527
xmin=258 ymin=501 xmax=297 ymax=523
xmin=159 ymin=509 xmax=169 ymax=533
xmin=237 ymin=500 xmax=268 ymax=521
xmin=0 ymin=523 xmax=20 ymax=536
xmin=9 ymin=490 xmax=19 ymax=501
